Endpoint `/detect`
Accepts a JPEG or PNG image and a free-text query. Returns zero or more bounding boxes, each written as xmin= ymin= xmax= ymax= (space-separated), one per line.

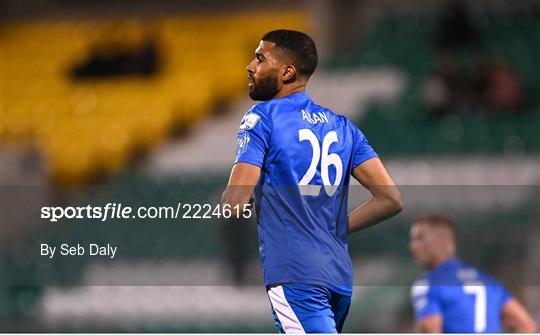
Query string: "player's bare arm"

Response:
xmin=347 ymin=157 xmax=403 ymax=234
xmin=221 ymin=162 xmax=261 ymax=215
xmin=502 ymin=297 xmax=538 ymax=333
xmin=415 ymin=315 xmax=443 ymax=333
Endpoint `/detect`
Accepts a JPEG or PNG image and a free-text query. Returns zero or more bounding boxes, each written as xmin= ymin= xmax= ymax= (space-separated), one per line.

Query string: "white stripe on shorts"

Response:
xmin=267 ymin=285 xmax=305 ymax=334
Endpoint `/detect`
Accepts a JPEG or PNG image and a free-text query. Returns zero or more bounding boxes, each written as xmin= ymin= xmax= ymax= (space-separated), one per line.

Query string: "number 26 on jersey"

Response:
xmin=298 ymin=129 xmax=343 ymax=197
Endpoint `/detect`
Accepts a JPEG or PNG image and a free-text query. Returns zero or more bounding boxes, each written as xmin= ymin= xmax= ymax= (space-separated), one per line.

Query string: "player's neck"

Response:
xmin=274 ymin=82 xmax=306 ymax=99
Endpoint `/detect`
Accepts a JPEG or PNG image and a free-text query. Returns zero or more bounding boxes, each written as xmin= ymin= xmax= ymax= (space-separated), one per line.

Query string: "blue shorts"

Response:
xmin=267 ymin=284 xmax=351 ymax=333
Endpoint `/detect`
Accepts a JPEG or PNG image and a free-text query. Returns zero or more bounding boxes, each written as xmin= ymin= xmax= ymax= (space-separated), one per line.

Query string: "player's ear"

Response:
xmin=281 ymin=64 xmax=297 ymax=84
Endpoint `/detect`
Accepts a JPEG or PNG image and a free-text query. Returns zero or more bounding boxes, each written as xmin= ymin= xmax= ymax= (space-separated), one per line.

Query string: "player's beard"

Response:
xmin=249 ymin=74 xmax=280 ymax=101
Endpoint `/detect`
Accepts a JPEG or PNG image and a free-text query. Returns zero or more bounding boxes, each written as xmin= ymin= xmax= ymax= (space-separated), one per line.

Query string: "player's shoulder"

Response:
xmin=245 ymin=102 xmax=269 ymax=117
xmin=447 ymin=259 xmax=504 ymax=286
xmin=462 ymin=264 xmax=504 ymax=286
xmin=314 ymin=102 xmax=364 ymax=133
xmin=306 ymin=98 xmax=344 ymax=121
xmin=450 ymin=259 xmax=481 ymax=280
xmin=240 ymin=102 xmax=273 ymax=129
xmin=243 ymin=100 xmax=286 ymax=128
xmin=411 ymin=277 xmax=432 ymax=298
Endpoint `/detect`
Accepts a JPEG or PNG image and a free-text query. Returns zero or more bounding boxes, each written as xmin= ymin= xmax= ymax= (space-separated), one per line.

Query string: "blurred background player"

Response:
xmin=221 ymin=30 xmax=403 ymax=333
xmin=409 ymin=214 xmax=537 ymax=333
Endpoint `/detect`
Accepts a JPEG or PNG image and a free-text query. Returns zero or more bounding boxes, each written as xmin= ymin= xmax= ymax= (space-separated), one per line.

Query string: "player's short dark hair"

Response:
xmin=261 ymin=29 xmax=318 ymax=79
xmin=414 ymin=213 xmax=457 ymax=237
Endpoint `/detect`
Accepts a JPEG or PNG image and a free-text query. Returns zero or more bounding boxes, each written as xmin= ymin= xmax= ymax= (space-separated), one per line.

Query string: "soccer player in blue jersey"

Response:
xmin=409 ymin=214 xmax=537 ymax=333
xmin=221 ymin=30 xmax=404 ymax=333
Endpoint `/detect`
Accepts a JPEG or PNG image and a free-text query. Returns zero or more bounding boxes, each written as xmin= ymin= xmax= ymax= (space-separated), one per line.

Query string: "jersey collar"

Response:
xmin=436 ymin=256 xmax=460 ymax=271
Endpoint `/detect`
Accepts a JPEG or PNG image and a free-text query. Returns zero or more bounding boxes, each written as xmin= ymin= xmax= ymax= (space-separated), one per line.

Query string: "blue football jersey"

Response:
xmin=234 ymin=92 xmax=378 ymax=296
xmin=411 ymin=258 xmax=513 ymax=333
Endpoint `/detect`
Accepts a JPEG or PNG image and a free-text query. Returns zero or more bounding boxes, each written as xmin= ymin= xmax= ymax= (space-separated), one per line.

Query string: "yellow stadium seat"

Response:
xmin=1 ymin=12 xmax=308 ymax=183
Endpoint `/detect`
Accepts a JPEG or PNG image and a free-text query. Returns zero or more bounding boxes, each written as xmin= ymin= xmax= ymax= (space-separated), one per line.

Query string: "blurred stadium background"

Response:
xmin=1 ymin=0 xmax=539 ymax=332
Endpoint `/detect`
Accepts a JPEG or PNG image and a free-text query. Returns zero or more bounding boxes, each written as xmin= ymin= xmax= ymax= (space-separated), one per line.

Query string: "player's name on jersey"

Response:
xmin=302 ymin=109 xmax=329 ymax=124
xmin=40 ymin=243 xmax=117 ymax=259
